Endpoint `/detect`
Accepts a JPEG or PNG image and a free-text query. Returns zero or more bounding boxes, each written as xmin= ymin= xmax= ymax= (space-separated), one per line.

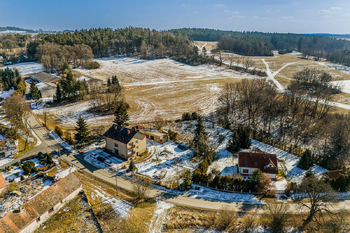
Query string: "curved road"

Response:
xmin=9 ymin=114 xmax=350 ymax=213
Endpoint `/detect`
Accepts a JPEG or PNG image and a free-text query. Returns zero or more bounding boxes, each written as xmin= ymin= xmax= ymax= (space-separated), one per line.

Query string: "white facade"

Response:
xmin=239 ymin=166 xmax=277 ymax=179
xmin=19 ymin=185 xmax=83 ymax=233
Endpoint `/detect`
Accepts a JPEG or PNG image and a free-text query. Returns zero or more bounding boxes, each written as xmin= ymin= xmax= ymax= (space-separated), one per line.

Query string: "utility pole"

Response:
xmin=116 ymin=167 xmax=118 ymax=197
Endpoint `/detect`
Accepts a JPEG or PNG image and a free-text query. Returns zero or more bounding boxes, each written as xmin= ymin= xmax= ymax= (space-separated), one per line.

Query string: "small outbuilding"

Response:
xmin=323 ymin=170 xmax=344 ymax=180
xmin=139 ymin=129 xmax=168 ymax=144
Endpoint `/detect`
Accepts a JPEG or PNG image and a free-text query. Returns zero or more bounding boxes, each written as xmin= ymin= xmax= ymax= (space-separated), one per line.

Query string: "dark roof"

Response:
xmin=238 ymin=152 xmax=278 ymax=174
xmin=30 ymin=72 xmax=60 ymax=83
xmin=103 ymin=124 xmax=139 ymax=144
xmin=0 ymin=174 xmax=8 ymax=190
xmin=324 ymin=170 xmax=344 ymax=179
xmin=0 ymin=173 xmax=82 ymax=233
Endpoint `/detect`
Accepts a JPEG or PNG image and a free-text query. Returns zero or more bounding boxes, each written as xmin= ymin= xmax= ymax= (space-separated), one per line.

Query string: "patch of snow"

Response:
xmin=48 ymin=130 xmax=75 ymax=153
xmin=274 ymin=179 xmax=288 ymax=191
xmin=149 ymin=201 xmax=174 ymax=233
xmin=1 ymin=62 xmax=43 ymax=76
xmin=55 ymin=166 xmax=78 ymax=179
xmin=84 ymin=149 xmax=123 ymax=169
xmin=0 ymin=88 xmax=14 ymax=98
xmin=77 ymin=76 xmax=90 ymax=81
xmin=188 ymin=184 xmax=264 ymax=204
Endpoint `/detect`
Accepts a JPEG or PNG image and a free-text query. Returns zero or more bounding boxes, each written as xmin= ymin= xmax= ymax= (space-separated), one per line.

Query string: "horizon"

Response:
xmin=1 ymin=0 xmax=350 ymax=34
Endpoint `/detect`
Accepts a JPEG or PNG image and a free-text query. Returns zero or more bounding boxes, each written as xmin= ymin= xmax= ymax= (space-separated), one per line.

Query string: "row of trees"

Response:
xmin=0 ymin=33 xmax=31 ymax=51
xmin=218 ymin=69 xmax=347 ymax=169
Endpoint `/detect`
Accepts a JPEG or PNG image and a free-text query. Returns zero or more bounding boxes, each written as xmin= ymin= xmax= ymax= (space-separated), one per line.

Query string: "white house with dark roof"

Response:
xmin=103 ymin=124 xmax=147 ymax=159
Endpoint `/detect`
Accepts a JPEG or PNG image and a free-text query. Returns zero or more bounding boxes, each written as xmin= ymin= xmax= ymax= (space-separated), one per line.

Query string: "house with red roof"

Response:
xmin=0 ymin=173 xmax=82 ymax=233
xmin=238 ymin=152 xmax=278 ymax=180
xmin=0 ymin=174 xmax=8 ymax=194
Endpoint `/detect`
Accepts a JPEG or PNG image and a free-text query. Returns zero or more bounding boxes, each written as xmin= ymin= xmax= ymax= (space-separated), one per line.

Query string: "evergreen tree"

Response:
xmin=237 ymin=125 xmax=251 ymax=149
xmin=107 ymin=78 xmax=111 ymax=86
xmin=29 ymin=82 xmax=41 ymax=100
xmin=113 ymin=102 xmax=129 ymax=126
xmin=297 ymin=149 xmax=314 ymax=170
xmin=74 ymin=116 xmax=91 ymax=145
xmin=46 ymin=153 xmax=53 ymax=164
xmin=129 ymin=159 xmax=136 ymax=172
xmin=55 ymin=83 xmax=62 ymax=102
xmin=183 ymin=169 xmax=192 ymax=190
xmin=227 ymin=131 xmax=240 ymax=152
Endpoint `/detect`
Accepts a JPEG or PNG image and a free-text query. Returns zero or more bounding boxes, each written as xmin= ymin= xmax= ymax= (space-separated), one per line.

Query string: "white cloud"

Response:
xmin=215 ymin=4 xmax=224 ymax=7
xmin=318 ymin=9 xmax=332 ymax=14
xmin=193 ymin=11 xmax=198 ymax=14
xmin=224 ymin=10 xmax=240 ymax=14
xmin=331 ymin=7 xmax=342 ymax=10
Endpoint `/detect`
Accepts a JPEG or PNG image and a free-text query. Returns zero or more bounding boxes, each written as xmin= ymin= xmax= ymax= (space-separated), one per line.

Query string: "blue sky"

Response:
xmin=1 ymin=0 xmax=349 ymax=33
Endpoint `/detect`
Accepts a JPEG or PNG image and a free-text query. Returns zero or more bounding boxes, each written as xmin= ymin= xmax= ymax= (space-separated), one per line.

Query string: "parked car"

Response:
xmin=105 ymin=159 xmax=112 ymax=166
xmin=97 ymin=156 xmax=105 ymax=162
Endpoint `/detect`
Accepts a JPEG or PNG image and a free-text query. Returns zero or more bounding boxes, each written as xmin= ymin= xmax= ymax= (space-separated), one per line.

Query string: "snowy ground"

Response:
xmin=84 ymin=149 xmax=123 ymax=169
xmin=331 ymin=80 xmax=350 ymax=94
xmin=136 ymin=140 xmax=196 ymax=183
xmin=33 ymin=101 xmax=112 ymax=127
xmin=48 ymin=130 xmax=75 ymax=153
xmin=251 ymin=139 xmax=328 ymax=184
xmin=149 ymin=201 xmax=174 ymax=233
xmin=1 ymin=158 xmax=44 ymax=183
xmin=189 ymin=184 xmax=264 ymax=204
xmin=0 ymin=157 xmax=14 ymax=167
xmin=90 ymin=184 xmax=131 ymax=218
xmin=1 ymin=62 xmax=43 ymax=76
xmin=0 ymin=88 xmax=14 ymax=98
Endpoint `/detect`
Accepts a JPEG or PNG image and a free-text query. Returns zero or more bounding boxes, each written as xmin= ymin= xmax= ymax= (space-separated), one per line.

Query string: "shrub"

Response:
xmin=46 ymin=153 xmax=53 ymax=164
xmin=168 ymin=129 xmax=178 ymax=141
xmin=20 ymin=175 xmax=25 ymax=181
xmin=182 ymin=169 xmax=192 ymax=190
xmin=182 ymin=112 xmax=192 ymax=121
xmin=22 ymin=161 xmax=36 ymax=175
xmin=64 ymin=131 xmax=74 ymax=145
xmin=128 ymin=159 xmax=136 ymax=172
xmin=277 ymin=169 xmax=285 ymax=177
xmin=84 ymin=61 xmax=100 ymax=69
xmin=54 ymin=125 xmax=63 ymax=138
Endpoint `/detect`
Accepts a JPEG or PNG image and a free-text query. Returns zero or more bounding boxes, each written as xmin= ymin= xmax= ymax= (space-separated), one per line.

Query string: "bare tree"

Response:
xmin=226 ymin=54 xmax=235 ymax=69
xmin=293 ymin=171 xmax=336 ymax=230
xmin=154 ymin=114 xmax=166 ymax=130
xmin=215 ymin=205 xmax=237 ymax=231
xmin=132 ymin=176 xmax=152 ymax=203
xmin=265 ymin=203 xmax=291 ymax=233
xmin=2 ymin=93 xmax=30 ymax=132
xmin=242 ymin=57 xmax=255 ymax=71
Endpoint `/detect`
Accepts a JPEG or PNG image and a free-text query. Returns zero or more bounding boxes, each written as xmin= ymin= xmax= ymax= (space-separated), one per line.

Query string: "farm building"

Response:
xmin=323 ymin=170 xmax=344 ymax=179
xmin=238 ymin=152 xmax=278 ymax=180
xmin=139 ymin=129 xmax=168 ymax=144
xmin=104 ymin=124 xmax=147 ymax=159
xmin=77 ymin=76 xmax=103 ymax=89
xmin=0 ymin=173 xmax=82 ymax=233
xmin=27 ymin=72 xmax=59 ymax=99
xmin=29 ymin=72 xmax=60 ymax=84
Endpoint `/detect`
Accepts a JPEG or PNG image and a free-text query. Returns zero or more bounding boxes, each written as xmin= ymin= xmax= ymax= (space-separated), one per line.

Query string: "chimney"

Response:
xmin=115 ymin=126 xmax=118 ymax=130
xmin=128 ymin=130 xmax=130 ymax=134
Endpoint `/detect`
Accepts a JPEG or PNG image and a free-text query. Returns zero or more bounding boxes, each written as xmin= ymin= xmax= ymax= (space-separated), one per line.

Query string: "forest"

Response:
xmin=170 ymin=28 xmax=350 ymax=58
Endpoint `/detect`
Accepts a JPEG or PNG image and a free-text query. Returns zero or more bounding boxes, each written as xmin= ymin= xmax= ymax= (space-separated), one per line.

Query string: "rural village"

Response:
xmin=0 ymin=24 xmax=350 ymax=233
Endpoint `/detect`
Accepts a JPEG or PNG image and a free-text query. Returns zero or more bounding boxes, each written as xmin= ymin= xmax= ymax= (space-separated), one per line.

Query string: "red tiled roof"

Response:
xmin=324 ymin=170 xmax=343 ymax=179
xmin=0 ymin=173 xmax=82 ymax=233
xmin=238 ymin=152 xmax=278 ymax=174
xmin=0 ymin=174 xmax=8 ymax=190
xmin=38 ymin=166 xmax=47 ymax=171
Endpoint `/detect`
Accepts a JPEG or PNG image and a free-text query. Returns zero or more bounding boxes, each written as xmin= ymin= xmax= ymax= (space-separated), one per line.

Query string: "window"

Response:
xmin=136 ymin=146 xmax=139 ymax=150
xmin=243 ymin=169 xmax=249 ymax=174
xmin=254 ymin=162 xmax=257 ymax=166
xmin=48 ymin=207 xmax=54 ymax=214
xmin=36 ymin=217 xmax=41 ymax=222
xmin=245 ymin=161 xmax=248 ymax=164
xmin=114 ymin=143 xmax=118 ymax=148
xmin=129 ymin=142 xmax=133 ymax=147
xmin=136 ymin=140 xmax=138 ymax=144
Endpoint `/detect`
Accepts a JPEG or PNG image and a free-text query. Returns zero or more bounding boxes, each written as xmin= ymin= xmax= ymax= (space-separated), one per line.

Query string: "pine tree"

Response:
xmin=29 ymin=82 xmax=41 ymax=100
xmin=107 ymin=78 xmax=111 ymax=86
xmin=113 ymin=102 xmax=129 ymax=126
xmin=183 ymin=169 xmax=192 ymax=190
xmin=46 ymin=154 xmax=53 ymax=164
xmin=227 ymin=131 xmax=240 ymax=152
xmin=129 ymin=159 xmax=136 ymax=172
xmin=297 ymin=149 xmax=314 ymax=170
xmin=55 ymin=83 xmax=62 ymax=102
xmin=74 ymin=116 xmax=91 ymax=146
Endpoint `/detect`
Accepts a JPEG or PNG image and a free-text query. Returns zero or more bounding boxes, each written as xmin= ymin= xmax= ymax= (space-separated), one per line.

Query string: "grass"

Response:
xmin=75 ymin=171 xmax=157 ymax=232
xmin=13 ymin=132 xmax=36 ymax=159
xmin=34 ymin=195 xmax=98 ymax=233
xmin=46 ymin=160 xmax=70 ymax=177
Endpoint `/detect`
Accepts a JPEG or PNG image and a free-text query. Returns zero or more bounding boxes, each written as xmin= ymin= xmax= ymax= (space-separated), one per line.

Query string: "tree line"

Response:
xmin=0 ymin=68 xmax=26 ymax=95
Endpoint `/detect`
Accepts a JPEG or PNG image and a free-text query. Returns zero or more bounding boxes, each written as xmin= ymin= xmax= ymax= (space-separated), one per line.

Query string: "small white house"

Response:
xmin=238 ymin=152 xmax=278 ymax=180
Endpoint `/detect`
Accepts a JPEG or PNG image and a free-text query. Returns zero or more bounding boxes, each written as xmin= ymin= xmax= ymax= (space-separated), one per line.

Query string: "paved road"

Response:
xmin=0 ymin=115 xmax=64 ymax=169
xmin=7 ymin=114 xmax=350 ymax=213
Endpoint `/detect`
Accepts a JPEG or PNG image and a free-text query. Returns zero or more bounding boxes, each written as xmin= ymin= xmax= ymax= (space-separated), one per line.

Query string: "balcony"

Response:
xmin=128 ymin=144 xmax=135 ymax=150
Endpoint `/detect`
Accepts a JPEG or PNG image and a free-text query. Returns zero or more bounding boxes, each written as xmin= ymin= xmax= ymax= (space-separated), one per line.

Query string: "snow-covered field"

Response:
xmin=251 ymin=139 xmax=328 ymax=184
xmin=0 ymin=88 xmax=14 ymax=98
xmin=0 ymin=157 xmax=14 ymax=167
xmin=33 ymin=101 xmax=112 ymax=127
xmin=331 ymin=80 xmax=350 ymax=94
xmin=1 ymin=62 xmax=43 ymax=76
